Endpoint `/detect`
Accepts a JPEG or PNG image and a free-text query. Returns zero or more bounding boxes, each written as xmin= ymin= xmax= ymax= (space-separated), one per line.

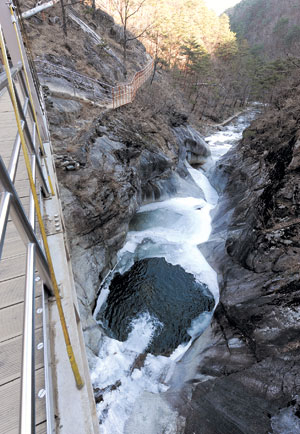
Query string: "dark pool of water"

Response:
xmin=97 ymin=257 xmax=215 ymax=356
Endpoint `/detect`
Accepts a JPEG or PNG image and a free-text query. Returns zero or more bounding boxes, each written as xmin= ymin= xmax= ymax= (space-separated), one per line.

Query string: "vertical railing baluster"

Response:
xmin=20 ymin=150 xmax=36 ymax=434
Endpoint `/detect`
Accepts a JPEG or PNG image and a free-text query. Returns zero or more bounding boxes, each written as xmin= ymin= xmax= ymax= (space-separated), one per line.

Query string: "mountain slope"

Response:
xmin=227 ymin=0 xmax=300 ymax=58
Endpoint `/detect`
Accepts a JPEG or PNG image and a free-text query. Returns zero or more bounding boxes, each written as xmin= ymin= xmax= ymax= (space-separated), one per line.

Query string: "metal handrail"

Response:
xmin=0 ymin=157 xmax=53 ymax=291
xmin=0 ymin=73 xmax=50 ymax=257
xmin=0 ymin=3 xmax=89 ymax=432
xmin=8 ymin=98 xmax=29 ymax=181
xmin=14 ymin=80 xmax=50 ymax=197
xmin=20 ymin=153 xmax=36 ymax=432
xmin=0 ymin=18 xmax=54 ymax=433
xmin=0 ymin=63 xmax=22 ymax=92
xmin=0 ymin=95 xmax=29 ymax=257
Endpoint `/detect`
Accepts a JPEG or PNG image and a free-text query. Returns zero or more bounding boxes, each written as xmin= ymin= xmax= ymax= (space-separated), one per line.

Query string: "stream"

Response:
xmin=91 ymin=110 xmax=258 ymax=433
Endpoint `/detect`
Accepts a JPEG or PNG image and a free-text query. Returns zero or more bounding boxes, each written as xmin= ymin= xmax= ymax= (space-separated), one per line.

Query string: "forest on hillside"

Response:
xmin=227 ymin=0 xmax=300 ymax=59
xmin=92 ymin=0 xmax=300 ymax=122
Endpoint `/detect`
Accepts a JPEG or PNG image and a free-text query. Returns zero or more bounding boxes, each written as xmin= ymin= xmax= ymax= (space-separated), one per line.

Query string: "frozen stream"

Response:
xmin=91 ymin=111 xmax=257 ymax=433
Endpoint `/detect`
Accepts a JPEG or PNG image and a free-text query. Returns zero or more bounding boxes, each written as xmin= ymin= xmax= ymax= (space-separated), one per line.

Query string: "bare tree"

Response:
xmin=110 ymin=0 xmax=149 ymax=73
xmin=60 ymin=0 xmax=68 ymax=36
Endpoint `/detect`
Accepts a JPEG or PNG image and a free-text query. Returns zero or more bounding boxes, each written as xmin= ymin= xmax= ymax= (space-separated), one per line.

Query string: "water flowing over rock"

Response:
xmin=46 ymin=95 xmax=207 ymax=358
xmin=97 ymin=257 xmax=214 ymax=356
xmin=166 ymin=101 xmax=300 ymax=433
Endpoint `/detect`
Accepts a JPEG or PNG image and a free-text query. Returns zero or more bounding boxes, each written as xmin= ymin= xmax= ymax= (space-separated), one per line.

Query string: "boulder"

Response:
xmin=173 ymin=125 xmax=211 ymax=166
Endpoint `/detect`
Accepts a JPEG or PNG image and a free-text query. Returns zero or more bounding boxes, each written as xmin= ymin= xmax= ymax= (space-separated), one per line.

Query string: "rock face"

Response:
xmin=173 ymin=124 xmax=211 ymax=166
xmin=45 ymin=90 xmax=208 ymax=360
xmin=23 ymin=0 xmax=212 ymax=363
xmin=97 ymin=257 xmax=214 ymax=356
xmin=167 ymin=85 xmax=300 ymax=432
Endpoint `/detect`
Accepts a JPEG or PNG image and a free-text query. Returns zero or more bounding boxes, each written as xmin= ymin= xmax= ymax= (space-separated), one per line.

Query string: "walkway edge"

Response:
xmin=43 ymin=139 xmax=99 ymax=433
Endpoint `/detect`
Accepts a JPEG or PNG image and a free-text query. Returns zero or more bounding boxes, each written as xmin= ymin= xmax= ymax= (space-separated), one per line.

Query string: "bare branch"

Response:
xmin=127 ymin=0 xmax=148 ymax=20
xmin=111 ymin=0 xmax=125 ymax=24
xmin=127 ymin=23 xmax=153 ymax=41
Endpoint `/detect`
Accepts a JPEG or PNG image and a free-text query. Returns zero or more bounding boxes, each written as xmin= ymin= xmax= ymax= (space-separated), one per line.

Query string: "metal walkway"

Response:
xmin=0 ymin=88 xmax=47 ymax=434
xmin=0 ymin=2 xmax=99 ymax=433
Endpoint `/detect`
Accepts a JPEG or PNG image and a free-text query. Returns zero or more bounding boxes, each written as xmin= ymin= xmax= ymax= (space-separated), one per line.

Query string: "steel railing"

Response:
xmin=0 ymin=3 xmax=81 ymax=432
xmin=0 ymin=25 xmax=56 ymax=434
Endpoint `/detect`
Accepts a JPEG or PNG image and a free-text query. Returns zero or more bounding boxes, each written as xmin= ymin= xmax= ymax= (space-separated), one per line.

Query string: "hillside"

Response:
xmin=227 ymin=0 xmax=300 ymax=58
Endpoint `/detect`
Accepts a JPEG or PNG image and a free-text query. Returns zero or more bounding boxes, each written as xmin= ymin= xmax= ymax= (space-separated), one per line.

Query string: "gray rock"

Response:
xmin=48 ymin=16 xmax=61 ymax=25
xmin=47 ymin=95 xmax=207 ymax=350
xmin=166 ymin=104 xmax=300 ymax=433
xmin=173 ymin=125 xmax=211 ymax=166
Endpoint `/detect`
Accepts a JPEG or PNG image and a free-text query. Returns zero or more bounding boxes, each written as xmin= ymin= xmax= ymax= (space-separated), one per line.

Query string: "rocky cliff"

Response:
xmin=165 ymin=77 xmax=300 ymax=433
xmin=49 ymin=94 xmax=210 ymax=354
xmin=21 ymin=1 xmax=210 ymax=357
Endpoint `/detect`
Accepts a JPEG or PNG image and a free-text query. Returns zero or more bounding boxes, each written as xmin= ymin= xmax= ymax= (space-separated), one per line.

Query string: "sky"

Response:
xmin=204 ymin=0 xmax=241 ymax=15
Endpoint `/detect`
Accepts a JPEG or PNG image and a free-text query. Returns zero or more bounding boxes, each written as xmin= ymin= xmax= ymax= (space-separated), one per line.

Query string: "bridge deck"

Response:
xmin=0 ymin=89 xmax=47 ymax=433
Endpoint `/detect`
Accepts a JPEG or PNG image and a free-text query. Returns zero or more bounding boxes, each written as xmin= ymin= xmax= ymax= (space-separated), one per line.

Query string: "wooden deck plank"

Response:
xmin=0 ymin=275 xmax=42 ymax=310
xmin=0 ymin=254 xmax=26 ymax=282
xmin=0 ymin=276 xmax=25 ymax=309
xmin=36 ymin=422 xmax=48 ymax=434
xmin=14 ymin=181 xmax=30 ymax=198
xmin=0 ymin=296 xmax=42 ymax=343
xmin=0 ymin=367 xmax=46 ymax=434
xmin=4 ymin=221 xmax=23 ymax=242
xmin=4 ymin=218 xmax=38 ymax=243
xmin=0 ymin=327 xmax=44 ymax=386
xmin=1 ymin=236 xmax=26 ymax=259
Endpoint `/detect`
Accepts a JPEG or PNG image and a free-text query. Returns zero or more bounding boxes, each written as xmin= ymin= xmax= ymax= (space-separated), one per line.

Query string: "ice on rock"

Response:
xmin=271 ymin=407 xmax=300 ymax=434
xmin=92 ymin=113 xmax=255 ymax=433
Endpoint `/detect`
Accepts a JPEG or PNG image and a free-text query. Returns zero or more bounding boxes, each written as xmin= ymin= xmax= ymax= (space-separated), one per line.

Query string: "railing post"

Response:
xmin=20 ymin=152 xmax=36 ymax=434
xmin=0 ymin=192 xmax=11 ymax=258
xmin=0 ymin=2 xmax=49 ymax=141
xmin=20 ymin=242 xmax=36 ymax=434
